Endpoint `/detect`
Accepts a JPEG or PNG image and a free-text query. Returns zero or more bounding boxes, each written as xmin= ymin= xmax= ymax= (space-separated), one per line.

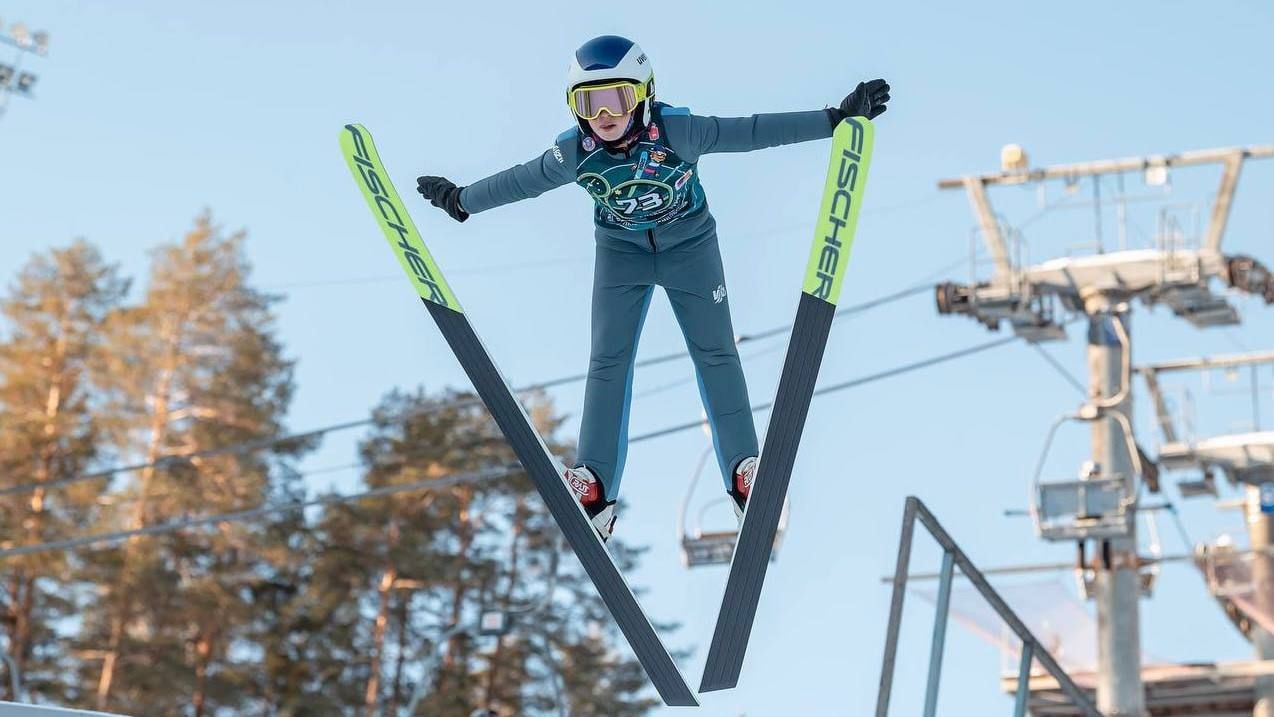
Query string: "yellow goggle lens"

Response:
xmin=569 ymin=82 xmax=646 ymax=120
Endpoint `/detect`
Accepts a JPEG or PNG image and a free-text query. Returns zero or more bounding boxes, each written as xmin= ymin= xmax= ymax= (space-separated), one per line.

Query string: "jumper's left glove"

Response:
xmin=828 ymin=79 xmax=891 ymax=126
xmin=416 ymin=175 xmax=469 ymax=223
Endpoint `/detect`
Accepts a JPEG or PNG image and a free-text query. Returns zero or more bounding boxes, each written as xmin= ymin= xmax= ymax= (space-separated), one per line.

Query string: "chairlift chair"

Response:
xmin=1031 ymin=412 xmax=1144 ymax=542
xmin=677 ymin=447 xmax=790 ymax=568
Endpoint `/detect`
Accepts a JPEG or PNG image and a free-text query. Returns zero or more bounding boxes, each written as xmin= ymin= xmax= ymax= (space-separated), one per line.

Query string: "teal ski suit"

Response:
xmin=460 ymin=102 xmax=835 ymax=498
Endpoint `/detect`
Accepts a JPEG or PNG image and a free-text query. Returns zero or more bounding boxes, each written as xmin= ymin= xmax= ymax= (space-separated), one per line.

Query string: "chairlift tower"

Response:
xmin=1141 ymin=350 xmax=1274 ymax=717
xmin=935 ymin=144 xmax=1274 ymax=717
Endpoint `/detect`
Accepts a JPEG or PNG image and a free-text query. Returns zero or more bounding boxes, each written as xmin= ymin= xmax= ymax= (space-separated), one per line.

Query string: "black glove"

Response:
xmin=828 ymin=78 xmax=891 ymax=126
xmin=416 ymin=175 xmax=469 ymax=223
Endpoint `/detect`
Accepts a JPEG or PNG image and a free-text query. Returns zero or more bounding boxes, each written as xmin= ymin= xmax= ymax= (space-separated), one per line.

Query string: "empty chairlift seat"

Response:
xmin=678 ymin=447 xmax=790 ymax=568
xmin=1035 ymin=472 xmax=1135 ymax=541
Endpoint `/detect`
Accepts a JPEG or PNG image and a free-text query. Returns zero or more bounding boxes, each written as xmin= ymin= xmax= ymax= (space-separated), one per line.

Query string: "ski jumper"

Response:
xmin=459 ymin=102 xmax=834 ymax=498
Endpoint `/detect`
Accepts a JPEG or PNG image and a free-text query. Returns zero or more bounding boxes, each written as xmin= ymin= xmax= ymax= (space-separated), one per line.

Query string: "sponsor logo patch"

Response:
xmin=713 ymin=284 xmax=727 ymax=304
xmin=565 ymin=469 xmax=598 ymax=503
xmin=551 ymin=145 xmax=564 ymax=163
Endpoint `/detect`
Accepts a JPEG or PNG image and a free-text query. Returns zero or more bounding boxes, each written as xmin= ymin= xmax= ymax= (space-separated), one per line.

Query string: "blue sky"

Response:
xmin=1 ymin=1 xmax=1273 ymax=714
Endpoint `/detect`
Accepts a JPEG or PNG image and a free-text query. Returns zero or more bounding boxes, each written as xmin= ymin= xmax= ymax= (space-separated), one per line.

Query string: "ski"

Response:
xmin=339 ymin=124 xmax=697 ymax=707
xmin=699 ymin=117 xmax=875 ymax=693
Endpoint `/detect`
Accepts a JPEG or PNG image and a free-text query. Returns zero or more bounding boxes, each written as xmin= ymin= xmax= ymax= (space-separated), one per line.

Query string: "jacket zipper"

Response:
xmin=619 ymin=142 xmax=656 ymax=252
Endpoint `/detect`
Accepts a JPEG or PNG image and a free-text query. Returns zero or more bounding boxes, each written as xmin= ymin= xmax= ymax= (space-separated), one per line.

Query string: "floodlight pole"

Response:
xmin=1084 ymin=292 xmax=1145 ymax=716
xmin=0 ymin=49 xmax=19 ymax=120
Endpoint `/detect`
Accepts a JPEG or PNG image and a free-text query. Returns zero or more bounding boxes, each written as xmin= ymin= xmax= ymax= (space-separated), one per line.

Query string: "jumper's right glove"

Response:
xmin=416 ymin=175 xmax=469 ymax=223
xmin=828 ymin=78 xmax=891 ymax=126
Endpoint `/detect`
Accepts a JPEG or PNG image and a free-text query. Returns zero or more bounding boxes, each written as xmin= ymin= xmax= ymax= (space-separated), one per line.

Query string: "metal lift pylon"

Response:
xmin=932 ymin=142 xmax=1274 ymax=716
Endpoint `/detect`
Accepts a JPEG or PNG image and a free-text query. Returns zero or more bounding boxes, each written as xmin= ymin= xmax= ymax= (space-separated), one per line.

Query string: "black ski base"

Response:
xmin=425 ymin=300 xmax=698 ymax=707
xmin=700 ymin=292 xmax=835 ymax=692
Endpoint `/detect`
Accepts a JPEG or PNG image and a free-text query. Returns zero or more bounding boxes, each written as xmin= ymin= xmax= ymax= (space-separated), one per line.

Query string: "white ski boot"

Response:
xmin=730 ymin=456 xmax=758 ymax=526
xmin=565 ymin=465 xmax=617 ymax=541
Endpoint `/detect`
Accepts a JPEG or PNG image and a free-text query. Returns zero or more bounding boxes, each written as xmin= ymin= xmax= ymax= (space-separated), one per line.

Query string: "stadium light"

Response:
xmin=0 ymin=19 xmax=49 ymax=55
xmin=9 ymin=22 xmax=28 ymax=48
xmin=15 ymin=72 xmax=35 ymax=95
xmin=0 ymin=16 xmax=49 ymax=121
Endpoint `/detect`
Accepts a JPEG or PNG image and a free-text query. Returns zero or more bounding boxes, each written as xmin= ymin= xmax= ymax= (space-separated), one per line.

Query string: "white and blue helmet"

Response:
xmin=566 ymin=35 xmax=655 ymax=138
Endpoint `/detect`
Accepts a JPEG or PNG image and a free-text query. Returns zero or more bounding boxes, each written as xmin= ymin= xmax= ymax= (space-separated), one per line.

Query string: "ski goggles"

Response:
xmin=568 ymin=80 xmax=650 ymax=120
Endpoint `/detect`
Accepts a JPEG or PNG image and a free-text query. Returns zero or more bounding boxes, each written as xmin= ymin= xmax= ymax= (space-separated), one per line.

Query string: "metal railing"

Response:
xmin=876 ymin=497 xmax=1102 ymax=717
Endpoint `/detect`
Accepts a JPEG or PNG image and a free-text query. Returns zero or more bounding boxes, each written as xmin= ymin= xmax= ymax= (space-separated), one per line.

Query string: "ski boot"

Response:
xmin=729 ymin=456 xmax=758 ymax=526
xmin=565 ymin=465 xmax=617 ymax=541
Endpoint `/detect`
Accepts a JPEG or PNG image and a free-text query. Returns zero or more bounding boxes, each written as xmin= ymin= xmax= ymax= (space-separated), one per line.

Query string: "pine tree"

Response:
xmin=0 ymin=240 xmax=127 ymax=701
xmin=83 ymin=213 xmax=307 ymax=714
xmin=0 ymin=223 xmax=673 ymax=716
xmin=344 ymin=388 xmax=665 ymax=717
xmin=249 ymin=499 xmax=376 ymax=716
xmin=351 ymin=388 xmax=507 ymax=717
